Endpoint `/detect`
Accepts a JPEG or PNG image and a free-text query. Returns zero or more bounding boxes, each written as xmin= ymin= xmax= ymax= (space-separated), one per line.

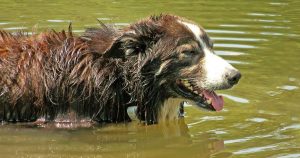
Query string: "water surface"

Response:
xmin=0 ymin=0 xmax=300 ymax=157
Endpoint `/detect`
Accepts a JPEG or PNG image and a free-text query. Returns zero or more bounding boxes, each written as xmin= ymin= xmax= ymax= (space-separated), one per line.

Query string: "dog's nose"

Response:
xmin=226 ymin=70 xmax=241 ymax=86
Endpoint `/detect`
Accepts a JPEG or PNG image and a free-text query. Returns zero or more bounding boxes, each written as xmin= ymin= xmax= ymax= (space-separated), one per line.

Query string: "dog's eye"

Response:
xmin=182 ymin=50 xmax=196 ymax=55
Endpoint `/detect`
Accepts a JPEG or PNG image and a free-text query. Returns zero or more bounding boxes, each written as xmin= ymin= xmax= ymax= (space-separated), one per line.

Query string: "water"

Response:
xmin=0 ymin=0 xmax=300 ymax=157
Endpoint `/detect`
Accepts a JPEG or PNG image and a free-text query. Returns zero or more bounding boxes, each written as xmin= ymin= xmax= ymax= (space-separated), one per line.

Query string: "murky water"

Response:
xmin=0 ymin=0 xmax=300 ymax=157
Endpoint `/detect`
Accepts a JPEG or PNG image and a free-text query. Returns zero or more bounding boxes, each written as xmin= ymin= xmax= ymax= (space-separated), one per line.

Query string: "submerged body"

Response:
xmin=0 ymin=14 xmax=241 ymax=124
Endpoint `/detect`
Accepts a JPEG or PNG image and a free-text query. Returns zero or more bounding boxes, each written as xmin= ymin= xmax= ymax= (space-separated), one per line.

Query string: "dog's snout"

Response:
xmin=226 ymin=70 xmax=241 ymax=86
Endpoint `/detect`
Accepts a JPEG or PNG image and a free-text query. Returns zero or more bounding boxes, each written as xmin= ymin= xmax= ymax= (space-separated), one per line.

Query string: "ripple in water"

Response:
xmin=214 ymin=43 xmax=256 ymax=49
xmin=247 ymin=13 xmax=281 ymax=17
xmin=47 ymin=19 xmax=71 ymax=23
xmin=97 ymin=17 xmax=111 ymax=21
xmin=246 ymin=117 xmax=268 ymax=123
xmin=277 ymin=85 xmax=298 ymax=91
xmin=260 ymin=32 xmax=284 ymax=36
xmin=221 ymin=94 xmax=249 ymax=104
xmin=3 ymin=27 xmax=28 ymax=30
xmin=215 ymin=50 xmax=246 ymax=56
xmin=225 ymin=134 xmax=273 ymax=145
xmin=206 ymin=29 xmax=247 ymax=34
xmin=227 ymin=60 xmax=249 ymax=65
xmin=0 ymin=22 xmax=9 ymax=25
xmin=233 ymin=145 xmax=277 ymax=155
xmin=280 ymin=124 xmax=300 ymax=131
xmin=212 ymin=37 xmax=268 ymax=42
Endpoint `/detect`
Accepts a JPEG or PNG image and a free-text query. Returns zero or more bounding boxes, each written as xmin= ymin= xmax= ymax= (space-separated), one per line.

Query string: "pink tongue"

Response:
xmin=203 ymin=90 xmax=224 ymax=111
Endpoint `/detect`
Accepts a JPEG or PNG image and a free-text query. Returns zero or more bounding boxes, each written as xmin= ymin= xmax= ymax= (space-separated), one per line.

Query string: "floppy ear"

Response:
xmin=101 ymin=38 xmax=123 ymax=58
xmin=82 ymin=28 xmax=140 ymax=59
xmin=82 ymin=16 xmax=167 ymax=59
xmin=82 ymin=26 xmax=126 ymax=58
xmin=103 ymin=32 xmax=140 ymax=58
xmin=103 ymin=31 xmax=150 ymax=58
xmin=104 ymin=21 xmax=164 ymax=58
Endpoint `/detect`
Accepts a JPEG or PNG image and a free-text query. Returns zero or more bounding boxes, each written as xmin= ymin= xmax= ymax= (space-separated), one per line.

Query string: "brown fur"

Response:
xmin=0 ymin=14 xmax=221 ymax=124
xmin=0 ymin=26 xmax=128 ymax=122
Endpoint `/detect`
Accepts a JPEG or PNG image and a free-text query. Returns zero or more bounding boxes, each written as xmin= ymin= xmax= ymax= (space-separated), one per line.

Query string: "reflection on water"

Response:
xmin=0 ymin=0 xmax=300 ymax=157
xmin=0 ymin=119 xmax=224 ymax=158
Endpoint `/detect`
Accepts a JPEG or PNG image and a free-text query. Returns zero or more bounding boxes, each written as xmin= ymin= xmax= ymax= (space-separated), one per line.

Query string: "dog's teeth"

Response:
xmin=183 ymin=80 xmax=189 ymax=85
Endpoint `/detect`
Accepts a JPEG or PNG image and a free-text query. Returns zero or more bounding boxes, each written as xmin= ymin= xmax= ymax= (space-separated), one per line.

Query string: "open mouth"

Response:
xmin=174 ymin=79 xmax=224 ymax=111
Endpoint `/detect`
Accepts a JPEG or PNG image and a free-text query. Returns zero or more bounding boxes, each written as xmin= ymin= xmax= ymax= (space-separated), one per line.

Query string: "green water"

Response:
xmin=0 ymin=0 xmax=300 ymax=157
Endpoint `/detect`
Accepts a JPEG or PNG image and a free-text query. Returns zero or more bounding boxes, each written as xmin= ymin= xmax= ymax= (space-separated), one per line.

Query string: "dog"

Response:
xmin=0 ymin=14 xmax=241 ymax=125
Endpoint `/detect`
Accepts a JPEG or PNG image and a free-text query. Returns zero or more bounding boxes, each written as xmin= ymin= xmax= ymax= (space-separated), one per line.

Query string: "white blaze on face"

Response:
xmin=179 ymin=20 xmax=238 ymax=89
xmin=202 ymin=48 xmax=237 ymax=89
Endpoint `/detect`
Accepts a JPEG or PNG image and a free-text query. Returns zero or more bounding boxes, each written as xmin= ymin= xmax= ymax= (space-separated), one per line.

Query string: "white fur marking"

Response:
xmin=203 ymin=48 xmax=237 ymax=89
xmin=179 ymin=21 xmax=203 ymax=42
xmin=179 ymin=20 xmax=238 ymax=89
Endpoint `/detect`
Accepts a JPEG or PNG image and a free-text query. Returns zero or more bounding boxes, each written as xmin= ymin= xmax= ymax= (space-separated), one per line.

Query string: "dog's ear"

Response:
xmin=82 ymin=26 xmax=126 ymax=58
xmin=103 ymin=32 xmax=139 ymax=58
xmin=101 ymin=37 xmax=123 ymax=58
xmin=104 ymin=21 xmax=163 ymax=58
xmin=82 ymin=17 xmax=164 ymax=58
xmin=103 ymin=31 xmax=151 ymax=58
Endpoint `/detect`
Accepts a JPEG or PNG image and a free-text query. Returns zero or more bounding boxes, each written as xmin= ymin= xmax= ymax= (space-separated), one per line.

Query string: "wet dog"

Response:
xmin=0 ymin=14 xmax=241 ymax=124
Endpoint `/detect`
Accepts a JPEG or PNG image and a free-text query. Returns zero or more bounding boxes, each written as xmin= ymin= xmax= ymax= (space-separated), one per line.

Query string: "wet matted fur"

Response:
xmin=0 ymin=14 xmax=241 ymax=124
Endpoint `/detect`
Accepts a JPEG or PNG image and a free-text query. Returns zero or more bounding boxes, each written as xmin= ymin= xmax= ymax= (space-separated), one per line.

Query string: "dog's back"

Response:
xmin=0 ymin=29 xmax=130 ymax=123
xmin=0 ymin=30 xmax=76 ymax=122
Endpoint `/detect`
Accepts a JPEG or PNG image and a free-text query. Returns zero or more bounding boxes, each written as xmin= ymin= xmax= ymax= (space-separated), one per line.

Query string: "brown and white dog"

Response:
xmin=0 ymin=14 xmax=241 ymax=125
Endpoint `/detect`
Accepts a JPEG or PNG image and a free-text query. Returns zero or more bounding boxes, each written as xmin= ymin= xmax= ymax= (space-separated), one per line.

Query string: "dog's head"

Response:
xmin=90 ymin=14 xmax=241 ymax=111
